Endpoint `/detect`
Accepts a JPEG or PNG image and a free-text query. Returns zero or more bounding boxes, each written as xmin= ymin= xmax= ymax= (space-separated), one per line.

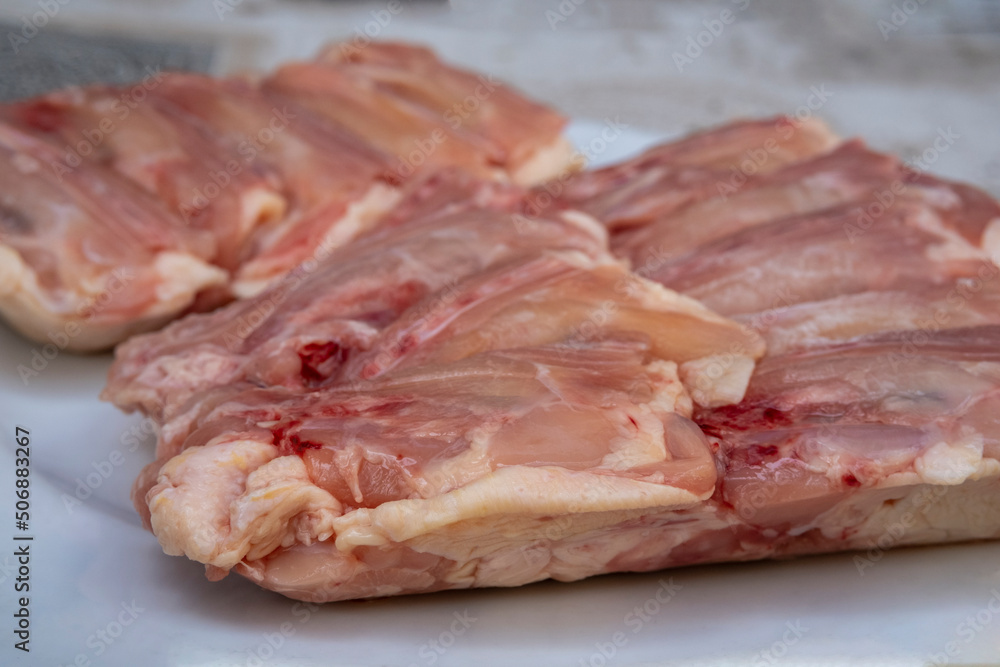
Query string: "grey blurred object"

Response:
xmin=0 ymin=24 xmax=214 ymax=101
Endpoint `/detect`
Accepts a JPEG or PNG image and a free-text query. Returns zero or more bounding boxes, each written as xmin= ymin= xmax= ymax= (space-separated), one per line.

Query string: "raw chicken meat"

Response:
xmin=614 ymin=140 xmax=905 ymax=268
xmin=645 ymin=200 xmax=989 ymax=316
xmin=695 ymin=325 xmax=1000 ymax=559
xmin=100 ymin=94 xmax=1000 ymax=600
xmin=103 ymin=176 xmax=612 ymax=421
xmin=0 ymin=42 xmax=575 ymax=350
xmin=0 ymin=117 xmax=227 ymax=351
xmin=105 ymin=179 xmax=765 ymax=602
xmin=140 ymin=73 xmax=399 ymax=298
xmin=574 ymin=120 xmax=1000 ymax=575
xmin=545 ymin=116 xmax=840 ymax=232
xmin=737 ymin=282 xmax=1000 ymax=356
xmin=264 ymin=42 xmax=574 ymax=186
xmin=2 ymin=85 xmax=288 ymax=273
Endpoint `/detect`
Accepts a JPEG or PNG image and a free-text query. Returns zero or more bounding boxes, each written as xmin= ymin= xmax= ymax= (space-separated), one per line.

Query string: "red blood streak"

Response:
xmin=298 ymin=341 xmax=348 ymax=383
xmin=271 ymin=420 xmax=323 ymax=455
xmin=842 ymin=473 xmax=861 ymax=487
xmin=16 ymin=101 xmax=64 ymax=133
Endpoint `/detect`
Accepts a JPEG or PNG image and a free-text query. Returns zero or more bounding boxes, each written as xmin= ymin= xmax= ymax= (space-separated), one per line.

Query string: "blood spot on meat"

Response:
xmin=734 ymin=444 xmax=780 ymax=466
xmin=16 ymin=100 xmax=64 ymax=132
xmin=397 ymin=334 xmax=418 ymax=355
xmin=298 ymin=341 xmax=348 ymax=383
xmin=271 ymin=421 xmax=322 ymax=455
xmin=288 ymin=434 xmax=322 ymax=454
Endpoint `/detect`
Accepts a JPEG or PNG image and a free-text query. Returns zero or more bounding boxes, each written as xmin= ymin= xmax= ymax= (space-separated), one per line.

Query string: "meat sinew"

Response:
xmin=0 ymin=42 xmax=575 ymax=351
xmin=105 ymin=175 xmax=765 ymax=602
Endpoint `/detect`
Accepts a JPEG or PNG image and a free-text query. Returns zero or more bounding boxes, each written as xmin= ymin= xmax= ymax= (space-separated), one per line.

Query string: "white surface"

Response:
xmin=2 ymin=121 xmax=1000 ymax=667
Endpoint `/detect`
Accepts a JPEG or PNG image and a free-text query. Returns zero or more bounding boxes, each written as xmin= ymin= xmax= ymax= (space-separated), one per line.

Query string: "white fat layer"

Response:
xmin=240 ymin=469 xmax=1000 ymax=602
xmin=147 ymin=438 xmax=342 ymax=570
xmin=914 ymin=432 xmax=992 ymax=486
xmin=599 ymin=407 xmax=668 ymax=471
xmin=0 ymin=245 xmax=29 ymax=299
xmin=231 ymin=182 xmax=402 ymax=299
xmin=0 ymin=245 xmax=225 ymax=351
xmin=910 ymin=207 xmax=989 ymax=264
xmin=239 ymin=186 xmax=288 ymax=239
xmin=154 ymin=252 xmax=228 ymax=305
xmin=646 ymin=360 xmax=693 ymax=417
xmin=679 ymin=354 xmax=756 ymax=408
xmin=332 ymin=466 xmax=704 ymax=551
xmin=511 ymin=135 xmax=578 ymax=186
xmin=559 ymin=209 xmax=609 ymax=248
xmin=810 ymin=474 xmax=1000 ymax=550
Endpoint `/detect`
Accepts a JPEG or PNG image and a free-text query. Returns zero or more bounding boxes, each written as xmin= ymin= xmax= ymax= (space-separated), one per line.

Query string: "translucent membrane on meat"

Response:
xmin=317 ymin=42 xmax=569 ymax=177
xmin=341 ymin=251 xmax=762 ymax=384
xmin=737 ymin=280 xmax=1000 ymax=356
xmin=148 ymin=340 xmax=715 ymax=510
xmin=615 ymin=140 xmax=904 ymax=266
xmin=648 ymin=201 xmax=989 ymax=316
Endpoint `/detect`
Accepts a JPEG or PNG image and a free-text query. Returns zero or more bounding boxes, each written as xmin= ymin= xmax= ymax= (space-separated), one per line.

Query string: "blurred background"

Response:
xmin=1 ymin=0 xmax=998 ymax=194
